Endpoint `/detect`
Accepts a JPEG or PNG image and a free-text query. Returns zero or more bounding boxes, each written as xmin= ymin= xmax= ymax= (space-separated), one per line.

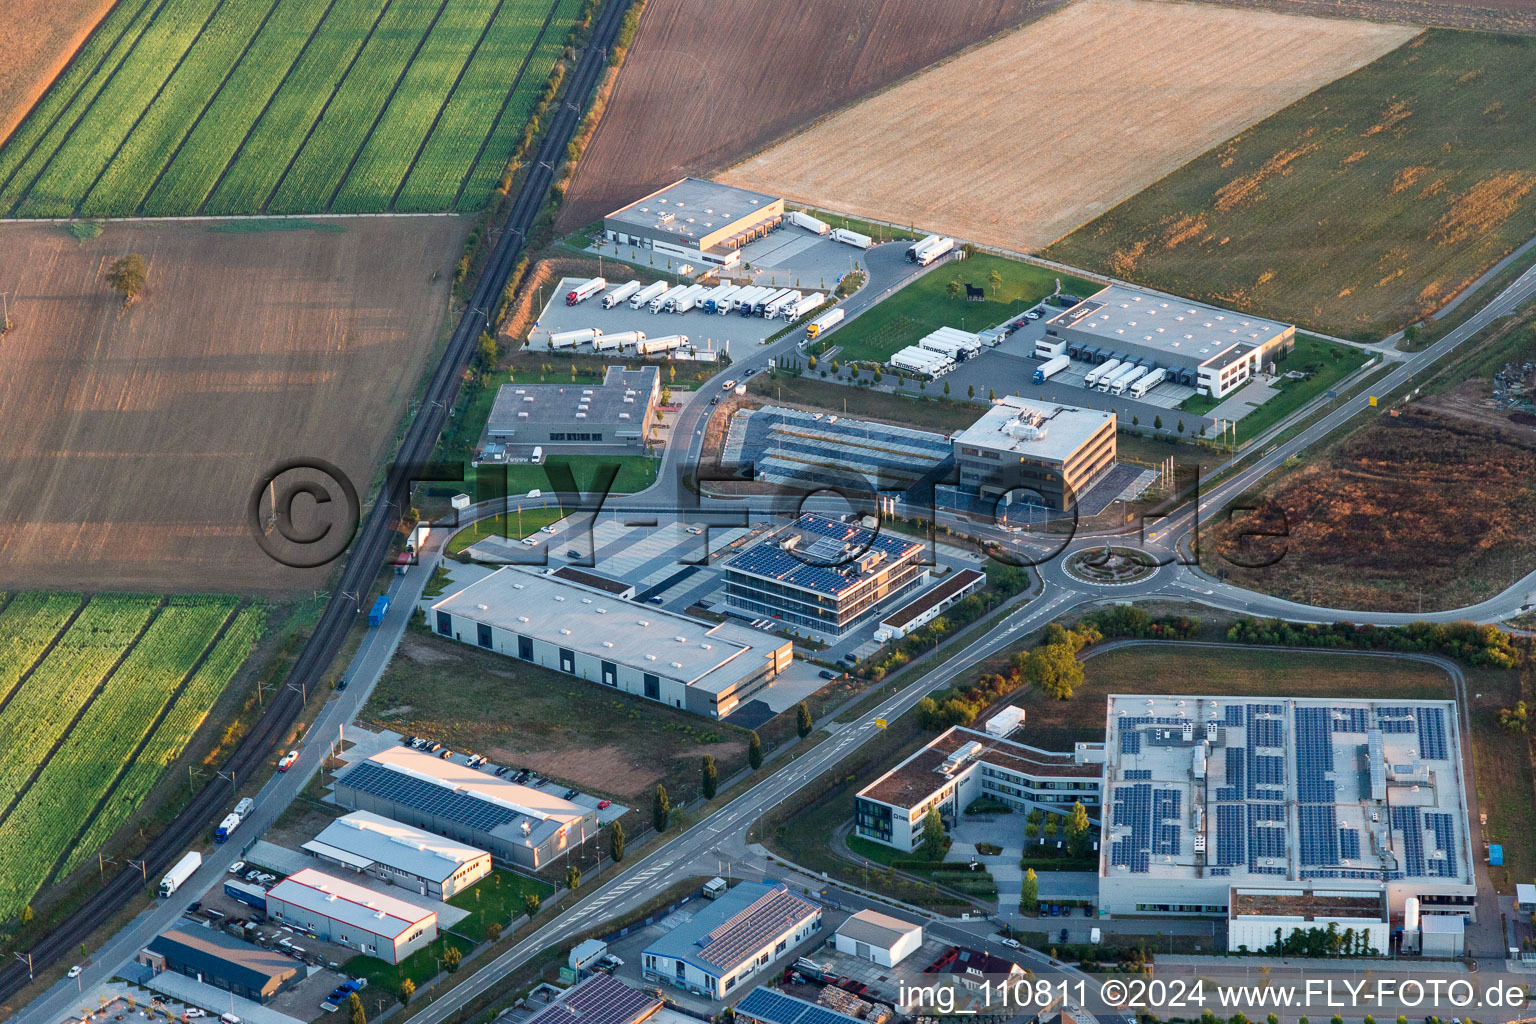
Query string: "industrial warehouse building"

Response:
xmin=874 ymin=568 xmax=985 ymax=641
xmin=431 ymin=568 xmax=792 ymax=718
xmin=721 ymin=513 xmax=926 ymax=637
xmin=952 ymin=396 xmax=1117 ymax=509
xmin=854 ymin=726 xmax=1105 ymax=852
xmin=834 ymin=910 xmax=924 ymax=967
xmin=479 ymin=365 xmax=660 ymax=461
xmin=603 ymin=178 xmax=784 ymax=269
xmin=1099 ymin=695 xmax=1476 ymax=921
xmin=333 ymin=746 xmax=598 ymax=869
xmin=303 ymin=809 xmax=491 ymax=899
xmin=1043 ymin=285 xmax=1295 ymax=399
xmin=1227 ymin=890 xmax=1390 ymax=955
xmin=265 ymin=868 xmax=437 ymax=964
xmin=641 ymin=881 xmax=822 ymax=1000
xmin=141 ymin=927 xmax=299 ymax=1004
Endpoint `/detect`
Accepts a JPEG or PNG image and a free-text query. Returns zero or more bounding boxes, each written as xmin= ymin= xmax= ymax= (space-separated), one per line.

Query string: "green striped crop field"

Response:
xmin=0 ymin=593 xmax=265 ymax=923
xmin=0 ymin=0 xmax=580 ymax=218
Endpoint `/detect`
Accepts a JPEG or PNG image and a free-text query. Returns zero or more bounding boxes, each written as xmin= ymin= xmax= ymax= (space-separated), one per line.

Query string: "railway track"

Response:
xmin=0 ymin=0 xmax=630 ymax=1002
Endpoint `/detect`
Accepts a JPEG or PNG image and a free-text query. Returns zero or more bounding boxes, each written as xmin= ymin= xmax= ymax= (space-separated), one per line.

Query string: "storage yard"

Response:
xmin=0 ymin=218 xmax=466 ymax=592
xmin=526 ymin=276 xmax=785 ymax=357
xmin=717 ymin=0 xmax=1416 ymax=255
xmin=0 ymin=0 xmax=583 ymax=216
xmin=557 ymin=0 xmax=1067 ymax=230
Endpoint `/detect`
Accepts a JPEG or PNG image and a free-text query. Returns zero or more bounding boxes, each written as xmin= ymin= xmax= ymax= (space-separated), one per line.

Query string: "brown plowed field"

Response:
xmin=0 ymin=218 xmax=467 ymax=595
xmin=557 ymin=0 xmax=1065 ymax=231
xmin=0 ymin=0 xmax=117 ymax=146
xmin=717 ymin=0 xmax=1417 ymax=254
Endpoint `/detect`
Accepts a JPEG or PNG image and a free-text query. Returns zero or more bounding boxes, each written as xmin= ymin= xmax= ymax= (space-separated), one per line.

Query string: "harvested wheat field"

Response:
xmin=0 ymin=218 xmax=467 ymax=594
xmin=0 ymin=0 xmax=116 ymax=145
xmin=718 ymin=0 xmax=1417 ymax=254
xmin=557 ymin=0 xmax=1064 ymax=231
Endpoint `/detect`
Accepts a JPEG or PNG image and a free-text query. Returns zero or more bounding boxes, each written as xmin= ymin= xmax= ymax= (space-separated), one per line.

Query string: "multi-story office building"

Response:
xmin=951 ymin=396 xmax=1116 ymax=509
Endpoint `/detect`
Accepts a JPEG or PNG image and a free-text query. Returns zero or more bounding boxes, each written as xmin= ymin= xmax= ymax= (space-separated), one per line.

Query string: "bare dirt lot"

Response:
xmin=717 ymin=0 xmax=1417 ymax=254
xmin=0 ymin=218 xmax=467 ymax=594
xmin=556 ymin=0 xmax=1064 ymax=231
xmin=0 ymin=0 xmax=115 ymax=146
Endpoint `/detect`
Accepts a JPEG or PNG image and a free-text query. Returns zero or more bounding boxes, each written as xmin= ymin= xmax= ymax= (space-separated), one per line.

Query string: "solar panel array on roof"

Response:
xmin=1416 ymin=708 xmax=1449 ymax=761
xmin=1298 ymin=804 xmax=1339 ymax=866
xmin=1247 ymin=705 xmax=1285 ymax=748
xmin=1375 ymin=707 xmax=1417 ymax=733
xmin=724 ymin=514 xmax=921 ymax=597
xmin=1120 ymin=731 xmax=1141 ymax=755
xmin=735 ymin=987 xmax=865 ymax=1024
xmin=1109 ymin=784 xmax=1152 ymax=873
xmin=696 ymin=886 xmax=816 ymax=971
xmin=1225 ymin=705 xmax=1247 ymax=726
xmin=1216 ymin=804 xmax=1245 ymax=867
xmin=1332 ymin=707 xmax=1370 ymax=733
xmin=1339 ymin=828 xmax=1361 ymax=860
xmin=1125 ymin=769 xmax=1151 ymax=780
xmin=525 ymin=974 xmax=659 ymax=1024
xmin=1426 ymin=812 xmax=1459 ymax=878
xmin=1294 ymin=707 xmax=1335 ymax=803
xmin=340 ymin=761 xmax=519 ymax=835
xmin=1392 ymin=806 xmax=1425 ymax=877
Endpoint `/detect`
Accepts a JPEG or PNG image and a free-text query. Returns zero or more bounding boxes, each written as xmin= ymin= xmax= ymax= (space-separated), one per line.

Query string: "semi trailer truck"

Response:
xmin=1109 ymin=365 xmax=1148 ymax=395
xmin=634 ymin=335 xmax=688 ymax=355
xmin=762 ymin=290 xmax=802 ymax=318
xmin=1082 ymin=358 xmax=1121 ymax=389
xmin=732 ymin=287 xmax=766 ymax=313
xmin=594 ymin=331 xmax=643 ymax=351
xmin=788 ymin=211 xmax=829 ymax=235
xmin=159 ymin=850 xmax=202 ymax=898
xmin=911 ymin=237 xmax=955 ymax=266
xmin=602 ymin=281 xmax=641 ymax=308
xmin=1033 ymin=355 xmax=1070 ymax=384
xmin=565 ymin=277 xmax=605 ymax=305
xmin=783 ymin=293 xmax=823 ymax=320
xmin=906 ymin=234 xmax=942 ymax=261
xmin=806 ymin=307 xmax=844 ymax=339
xmin=706 ymin=285 xmax=740 ymax=313
xmin=548 ymin=328 xmax=602 ymax=348
xmin=753 ymin=288 xmax=792 ymax=316
xmin=1128 ymin=367 xmax=1167 ymax=398
xmin=1101 ymin=363 xmax=1144 ymax=393
xmin=830 ymin=228 xmax=871 ymax=249
xmin=215 ymin=812 xmax=242 ymax=843
xmin=629 ymin=281 xmax=667 ymax=310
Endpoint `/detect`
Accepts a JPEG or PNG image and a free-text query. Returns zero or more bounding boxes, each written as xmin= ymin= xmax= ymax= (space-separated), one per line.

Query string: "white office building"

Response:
xmin=265 ymin=868 xmax=437 ymax=964
xmin=303 ymin=810 xmax=492 ymax=899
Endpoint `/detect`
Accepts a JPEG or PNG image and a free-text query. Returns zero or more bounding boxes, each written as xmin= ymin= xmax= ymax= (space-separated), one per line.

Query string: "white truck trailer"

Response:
xmin=706 ymin=285 xmax=741 ymax=313
xmin=1111 ymin=365 xmax=1149 ymax=394
xmin=890 ymin=346 xmax=951 ymax=376
xmin=594 ymin=330 xmax=643 ymax=351
xmin=753 ymin=288 xmax=792 ymax=316
xmin=733 ymin=286 xmax=768 ymax=313
xmin=906 ymin=233 xmax=943 ymax=261
xmin=1128 ymin=367 xmax=1167 ymax=398
xmin=565 ymin=277 xmax=606 ymax=305
xmin=602 ymin=280 xmax=641 ymax=308
xmin=548 ymin=328 xmax=602 ymax=349
xmin=788 ymin=211 xmax=830 ymax=235
xmin=1035 ymin=338 xmax=1067 ymax=358
xmin=1033 ymin=355 xmax=1070 ymax=384
xmin=695 ymin=284 xmax=730 ymax=312
xmin=635 ymin=334 xmax=688 ymax=355
xmin=911 ymin=237 xmax=955 ymax=266
xmin=649 ymin=287 xmax=675 ymax=313
xmin=806 ymin=307 xmax=844 ymax=339
xmin=830 ymin=227 xmax=871 ymax=249
xmin=1102 ymin=363 xmax=1145 ymax=393
xmin=159 ymin=850 xmax=202 ymax=898
xmin=629 ymin=281 xmax=667 ymax=309
xmin=782 ymin=293 xmax=823 ymax=320
xmin=666 ymin=284 xmax=706 ymax=313
xmin=1082 ymin=358 xmax=1121 ymax=389
xmin=762 ymin=289 xmax=802 ymax=318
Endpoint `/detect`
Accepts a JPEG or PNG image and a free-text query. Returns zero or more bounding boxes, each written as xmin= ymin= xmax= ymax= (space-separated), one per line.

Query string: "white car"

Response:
xmin=1025 ymin=309 xmax=1042 ymax=320
xmin=540 ymin=524 xmax=557 ymax=534
xmin=228 ymin=861 xmax=246 ymax=875
xmin=277 ymin=749 xmax=298 ymax=771
xmin=185 ymin=1010 xmax=206 ymax=1018
xmin=999 ymin=936 xmax=1021 ymax=949
xmin=67 ymin=965 xmax=82 ymax=978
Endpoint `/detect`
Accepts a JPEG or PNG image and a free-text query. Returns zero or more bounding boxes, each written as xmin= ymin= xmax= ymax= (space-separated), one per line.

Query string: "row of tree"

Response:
xmin=1225 ymin=617 xmax=1517 ymax=668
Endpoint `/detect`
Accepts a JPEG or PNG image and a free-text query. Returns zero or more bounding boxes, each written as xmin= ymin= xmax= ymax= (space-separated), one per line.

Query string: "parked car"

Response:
xmin=565 ymin=549 xmax=580 ymax=560
xmin=495 ymin=766 xmax=510 ymax=777
xmin=438 ymin=749 xmax=453 ymax=759
xmin=563 ymin=788 xmax=580 ymax=800
xmin=1060 ymin=928 xmax=1070 ymax=943
xmin=998 ymin=937 xmax=1021 ymax=950
xmin=818 ymin=670 xmax=836 ymax=680
xmin=228 ymin=861 xmax=245 ymax=875
xmin=648 ymin=596 xmax=665 ymax=604
xmin=68 ymin=966 xmax=82 ymax=979
xmin=1025 ymin=309 xmax=1042 ymax=320
xmin=540 ymin=524 xmax=557 ymax=534
xmin=597 ymin=799 xmax=611 ymax=809
xmin=184 ymin=1010 xmax=204 ymax=1019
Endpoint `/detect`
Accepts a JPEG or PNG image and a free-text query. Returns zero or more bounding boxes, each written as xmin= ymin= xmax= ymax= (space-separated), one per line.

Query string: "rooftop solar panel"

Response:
xmin=735 ymin=986 xmax=864 ymax=1024
xmin=524 ymin=974 xmax=659 ymax=1024
xmin=696 ymin=887 xmax=818 ymax=971
xmin=340 ymin=762 xmax=521 ymax=834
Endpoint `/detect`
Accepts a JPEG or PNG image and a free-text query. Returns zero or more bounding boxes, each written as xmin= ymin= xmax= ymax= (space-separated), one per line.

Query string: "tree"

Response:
xmin=661 ymin=386 xmax=672 ymax=405
xmin=1065 ymin=801 xmax=1092 ymax=858
xmin=398 ymin=979 xmax=415 ymax=1007
xmin=474 ymin=332 xmax=498 ymax=377
xmin=1154 ymin=414 xmax=1163 ymax=431
xmin=968 ymin=384 xmax=975 ymax=399
xmin=19 ymin=905 xmax=32 ymax=926
xmin=564 ymin=863 xmax=581 ymax=891
xmin=988 ymin=388 xmax=996 ymax=401
xmin=653 ymin=783 xmax=671 ymax=831
xmin=348 ymin=992 xmax=367 ymax=1024
xmin=107 ymin=253 xmax=148 ymax=306
xmin=701 ymin=755 xmax=718 ymax=799
xmin=1403 ymin=323 xmax=1420 ymax=345
xmin=807 ymin=355 xmax=817 ymax=370
xmin=1020 ymin=867 xmax=1039 ymax=913
xmin=946 ymin=278 xmax=963 ymax=300
xmin=872 ymin=368 xmax=882 ymax=383
xmin=609 ymin=819 xmax=626 ymax=862
xmin=1131 ymin=414 xmax=1139 ymax=427
xmin=522 ymin=891 xmax=541 ymax=918
xmin=988 ymin=269 xmax=1003 ymax=296
xmin=747 ymin=730 xmax=763 ymax=770
xmin=943 ymin=380 xmax=950 ymax=395
xmin=796 ymin=701 xmax=813 ymax=739
xmin=919 ymin=808 xmax=947 ymax=860
xmin=443 ymin=945 xmax=462 ymax=972
xmin=486 ymin=922 xmax=502 ymax=942
xmin=1177 ymin=418 xmax=1185 ymax=434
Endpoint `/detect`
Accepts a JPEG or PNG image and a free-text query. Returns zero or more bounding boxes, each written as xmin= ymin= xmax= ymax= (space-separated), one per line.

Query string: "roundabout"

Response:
xmin=1062 ymin=544 xmax=1161 ymax=586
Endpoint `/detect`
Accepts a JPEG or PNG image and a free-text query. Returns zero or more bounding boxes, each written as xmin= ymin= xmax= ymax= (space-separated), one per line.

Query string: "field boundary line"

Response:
xmin=260 ymin=0 xmax=402 ymax=214
xmin=0 ymin=212 xmax=460 ymax=223
xmin=0 ymin=0 xmax=179 ymax=217
xmin=451 ymin=0 xmax=564 ymax=209
xmin=0 ymin=597 xmax=165 ymax=831
xmin=41 ymin=600 xmax=244 ymax=891
xmin=389 ymin=0 xmax=513 ymax=211
xmin=74 ymin=0 xmax=239 ymax=218
xmin=323 ymin=0 xmax=458 ymax=212
xmin=134 ymin=0 xmax=288 ymax=216
xmin=191 ymin=0 xmax=350 ymax=216
xmin=0 ymin=0 xmax=157 ymax=180
xmin=0 ymin=597 xmax=85 ymax=719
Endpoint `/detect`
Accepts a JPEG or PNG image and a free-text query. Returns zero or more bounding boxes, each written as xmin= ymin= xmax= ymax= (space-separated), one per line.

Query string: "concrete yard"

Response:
xmin=527 ymin=277 xmax=779 ymax=359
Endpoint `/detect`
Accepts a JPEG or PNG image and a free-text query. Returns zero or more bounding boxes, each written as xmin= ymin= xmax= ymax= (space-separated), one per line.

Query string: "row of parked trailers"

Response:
xmin=786 ymin=211 xmax=872 ymax=249
xmin=547 ymin=328 xmax=691 ymax=355
xmin=886 ymin=326 xmax=981 ymax=378
xmin=585 ymin=278 xmax=824 ymax=319
xmin=1032 ymin=340 xmax=1170 ymax=398
xmin=905 ymin=233 xmax=956 ymax=266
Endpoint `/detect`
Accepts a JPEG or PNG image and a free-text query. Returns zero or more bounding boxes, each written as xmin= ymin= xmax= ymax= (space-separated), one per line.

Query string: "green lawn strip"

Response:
xmin=140 ymin=0 xmax=336 ymax=215
xmin=0 ymin=599 xmax=234 ymax=919
xmin=204 ymin=218 xmax=347 ymax=234
xmin=16 ymin=0 xmax=226 ymax=218
xmin=465 ymin=454 xmax=659 ymax=504
xmin=1224 ymin=334 xmax=1371 ymax=445
xmin=827 ymin=253 xmax=1097 ymax=364
xmin=392 ymin=0 xmax=545 ymax=211
xmin=787 ymin=206 xmax=918 ymax=244
xmin=342 ymin=932 xmax=476 ymax=995
xmin=63 ymin=607 xmax=268 ymax=875
xmin=0 ymin=592 xmax=84 ymax=703
xmin=202 ymin=0 xmax=390 ymax=216
xmin=446 ymin=506 xmax=563 ymax=555
xmin=443 ymin=869 xmax=553 ymax=942
xmin=268 ymin=0 xmax=444 ymax=213
xmin=329 ymin=0 xmax=500 ymax=213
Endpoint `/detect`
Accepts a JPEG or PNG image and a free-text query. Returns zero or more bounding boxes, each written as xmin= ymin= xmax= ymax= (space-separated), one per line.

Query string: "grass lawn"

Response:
xmin=445 ymin=869 xmax=555 ymax=942
xmin=342 ymin=932 xmax=476 ymax=997
xmin=1045 ymin=31 xmax=1536 ymax=339
xmin=446 ymin=507 xmax=565 ymax=556
xmin=1465 ymin=665 xmax=1536 ymax=888
xmin=828 ymin=253 xmax=1098 ymax=363
xmin=787 ymin=206 xmax=918 ymax=245
xmin=1219 ymin=334 xmax=1372 ymax=445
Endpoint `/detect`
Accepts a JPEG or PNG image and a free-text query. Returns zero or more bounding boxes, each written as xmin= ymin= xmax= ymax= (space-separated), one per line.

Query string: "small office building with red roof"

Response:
xmin=265 ymin=867 xmax=437 ymax=964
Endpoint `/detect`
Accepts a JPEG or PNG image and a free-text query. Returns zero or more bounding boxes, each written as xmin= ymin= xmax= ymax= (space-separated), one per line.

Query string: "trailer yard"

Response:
xmin=527 ymin=277 xmax=781 ymax=356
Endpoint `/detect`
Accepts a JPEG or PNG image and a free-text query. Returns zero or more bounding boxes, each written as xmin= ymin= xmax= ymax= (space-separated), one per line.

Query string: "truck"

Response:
xmin=906 ymin=233 xmax=943 ymax=262
xmin=782 ymin=293 xmax=823 ymax=320
xmin=753 ymin=288 xmax=793 ymax=316
xmin=705 ymin=285 xmax=740 ymax=313
xmin=1090 ymin=927 xmax=1102 ymax=945
xmin=1127 ymin=367 xmax=1167 ymax=399
xmin=1101 ymin=363 xmax=1144 ymax=393
xmin=565 ymin=277 xmax=605 ymax=305
xmin=368 ymin=594 xmax=390 ymax=627
xmin=694 ymin=284 xmax=728 ymax=312
xmin=830 ymin=227 xmax=871 ymax=249
xmin=224 ymin=879 xmax=268 ymax=911
xmin=732 ymin=286 xmax=766 ymax=313
xmin=806 ymin=307 xmax=844 ymax=339
xmin=548 ymin=327 xmax=601 ymax=349
xmin=594 ymin=330 xmax=643 ymax=351
xmin=159 ymin=850 xmax=202 ymax=898
xmin=628 ymin=281 xmax=667 ymax=310
xmin=634 ymin=334 xmax=687 ymax=356
xmin=234 ymin=797 xmax=254 ymax=818
xmin=601 ymin=280 xmax=640 ymax=308
xmin=668 ymin=284 xmax=708 ymax=313
xmin=214 ymin=812 xmax=242 ymax=843
xmin=1033 ymin=355 xmax=1070 ymax=384
xmin=702 ymin=877 xmax=729 ymax=899
xmin=788 ymin=211 xmax=829 ymax=235
xmin=1082 ymin=358 xmax=1121 ymax=389
xmin=911 ymin=237 xmax=955 ymax=266
xmin=1109 ymin=365 xmax=1148 ymax=395
xmin=762 ymin=289 xmax=802 ymax=318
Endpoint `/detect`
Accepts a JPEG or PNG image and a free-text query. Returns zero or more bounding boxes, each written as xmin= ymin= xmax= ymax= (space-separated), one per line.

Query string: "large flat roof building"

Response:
xmin=1044 ymin=285 xmax=1295 ymax=399
xmin=480 ymin=365 xmax=659 ymax=458
xmin=722 ymin=513 xmax=926 ymax=637
xmin=1100 ymin=695 xmax=1476 ymax=919
xmin=952 ymin=396 xmax=1117 ymax=509
xmin=855 ymin=725 xmax=1104 ymax=852
xmin=265 ymin=868 xmax=437 ymax=964
xmin=332 ymin=746 xmax=598 ymax=869
xmin=141 ymin=927 xmax=300 ymax=1004
xmin=641 ymin=881 xmax=821 ymax=1000
xmin=303 ymin=809 xmax=492 ymax=899
xmin=431 ymin=568 xmax=792 ymax=718
xmin=603 ymin=178 xmax=784 ymax=269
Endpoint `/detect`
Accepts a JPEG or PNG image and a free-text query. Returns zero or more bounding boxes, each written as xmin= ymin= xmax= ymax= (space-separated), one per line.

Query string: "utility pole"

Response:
xmin=14 ymin=953 xmax=32 ymax=981
xmin=97 ymin=852 xmax=115 ymax=880
xmin=127 ymin=859 xmax=148 ymax=888
xmin=188 ymin=765 xmax=203 ymax=798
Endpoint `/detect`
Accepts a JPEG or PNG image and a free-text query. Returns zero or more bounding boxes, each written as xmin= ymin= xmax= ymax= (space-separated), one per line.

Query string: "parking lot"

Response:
xmin=527 ymin=277 xmax=783 ymax=358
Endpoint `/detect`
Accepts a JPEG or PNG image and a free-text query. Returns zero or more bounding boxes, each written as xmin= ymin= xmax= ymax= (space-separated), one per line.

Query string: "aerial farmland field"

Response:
xmin=0 ymin=0 xmax=582 ymax=217
xmin=0 ymin=0 xmax=119 ymax=147
xmin=0 ymin=594 xmax=265 ymax=922
xmin=716 ymin=0 xmax=1415 ymax=258
xmin=1046 ymin=30 xmax=1536 ymax=338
